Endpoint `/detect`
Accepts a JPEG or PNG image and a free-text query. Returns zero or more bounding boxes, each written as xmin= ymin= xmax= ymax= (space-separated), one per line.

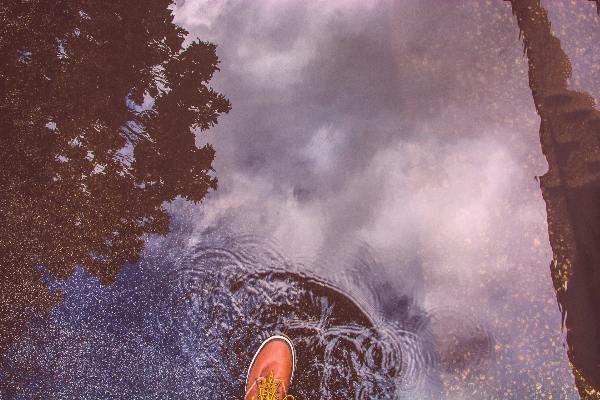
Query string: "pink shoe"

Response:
xmin=244 ymin=335 xmax=296 ymax=400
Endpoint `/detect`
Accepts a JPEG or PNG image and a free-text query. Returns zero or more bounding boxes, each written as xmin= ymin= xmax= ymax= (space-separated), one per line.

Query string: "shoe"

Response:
xmin=245 ymin=334 xmax=296 ymax=400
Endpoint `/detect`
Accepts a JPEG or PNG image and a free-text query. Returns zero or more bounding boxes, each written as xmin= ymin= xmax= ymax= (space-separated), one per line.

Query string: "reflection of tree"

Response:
xmin=0 ymin=0 xmax=230 ymax=345
xmin=509 ymin=1 xmax=600 ymax=397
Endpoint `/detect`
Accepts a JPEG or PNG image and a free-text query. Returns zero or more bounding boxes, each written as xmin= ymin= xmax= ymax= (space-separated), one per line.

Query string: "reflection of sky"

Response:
xmin=544 ymin=1 xmax=600 ymax=102
xmin=7 ymin=1 xmax=597 ymax=398
xmin=170 ymin=0 xmax=585 ymax=397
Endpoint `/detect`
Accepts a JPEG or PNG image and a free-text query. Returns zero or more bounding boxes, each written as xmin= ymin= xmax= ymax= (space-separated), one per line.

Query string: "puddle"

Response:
xmin=2 ymin=230 xmax=447 ymax=399
xmin=0 ymin=1 xmax=586 ymax=398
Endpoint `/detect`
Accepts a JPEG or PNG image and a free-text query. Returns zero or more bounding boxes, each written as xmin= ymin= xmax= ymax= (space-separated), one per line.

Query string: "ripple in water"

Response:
xmin=2 ymin=231 xmax=474 ymax=398
xmin=152 ymin=232 xmax=440 ymax=399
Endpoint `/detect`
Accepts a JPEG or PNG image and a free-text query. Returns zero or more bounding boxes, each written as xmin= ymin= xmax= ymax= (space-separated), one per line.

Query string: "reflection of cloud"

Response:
xmin=302 ymin=125 xmax=340 ymax=173
xmin=358 ymin=137 xmax=519 ymax=266
xmin=172 ymin=0 xmax=228 ymax=32
xmin=172 ymin=0 xmax=577 ymax=397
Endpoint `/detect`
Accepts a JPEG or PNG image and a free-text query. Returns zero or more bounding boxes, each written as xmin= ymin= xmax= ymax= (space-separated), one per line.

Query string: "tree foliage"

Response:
xmin=0 ymin=0 xmax=231 ymax=339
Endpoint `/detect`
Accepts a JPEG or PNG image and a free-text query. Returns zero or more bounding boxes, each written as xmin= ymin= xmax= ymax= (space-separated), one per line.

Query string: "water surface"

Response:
xmin=2 ymin=1 xmax=590 ymax=398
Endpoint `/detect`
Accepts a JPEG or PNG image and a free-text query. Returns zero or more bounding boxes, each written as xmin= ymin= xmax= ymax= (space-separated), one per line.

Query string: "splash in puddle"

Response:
xmin=1 ymin=230 xmax=493 ymax=399
xmin=156 ymin=233 xmax=438 ymax=398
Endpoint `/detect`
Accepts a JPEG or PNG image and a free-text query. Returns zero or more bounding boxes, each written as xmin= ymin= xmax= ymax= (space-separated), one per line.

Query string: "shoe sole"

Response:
xmin=245 ymin=334 xmax=296 ymax=389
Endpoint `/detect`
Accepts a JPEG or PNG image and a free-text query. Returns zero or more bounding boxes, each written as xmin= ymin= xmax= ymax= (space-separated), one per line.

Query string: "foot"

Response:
xmin=245 ymin=335 xmax=296 ymax=400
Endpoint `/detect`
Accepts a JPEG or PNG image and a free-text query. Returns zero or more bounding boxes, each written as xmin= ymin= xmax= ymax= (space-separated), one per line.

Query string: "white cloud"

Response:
xmin=171 ymin=1 xmax=576 ymax=395
xmin=172 ymin=0 xmax=228 ymax=34
xmin=302 ymin=125 xmax=342 ymax=172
